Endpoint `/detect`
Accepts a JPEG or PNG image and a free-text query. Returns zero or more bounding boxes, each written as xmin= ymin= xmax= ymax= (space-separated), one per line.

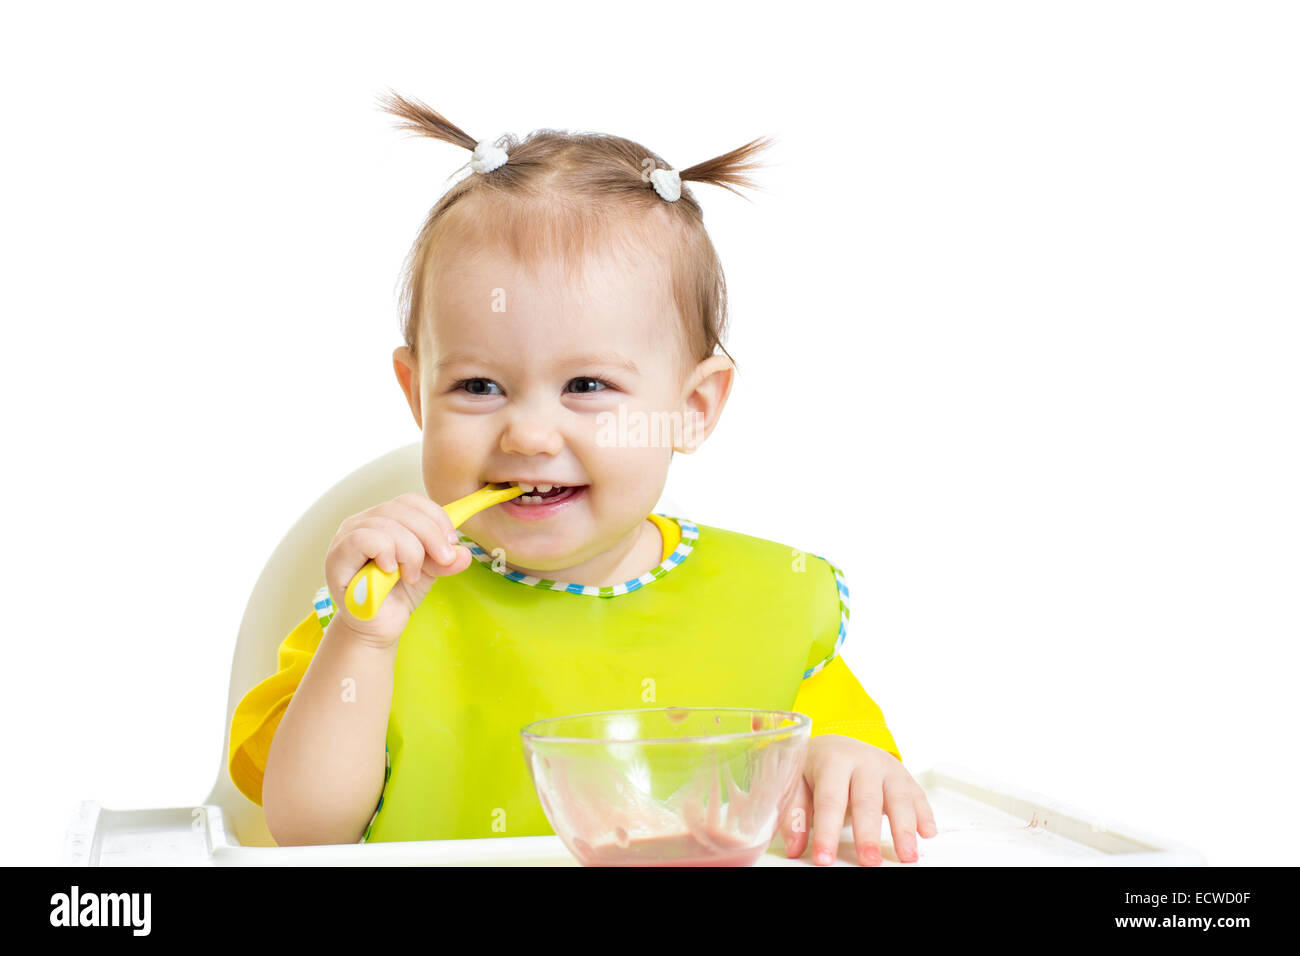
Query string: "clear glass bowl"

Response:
xmin=520 ymin=707 xmax=811 ymax=867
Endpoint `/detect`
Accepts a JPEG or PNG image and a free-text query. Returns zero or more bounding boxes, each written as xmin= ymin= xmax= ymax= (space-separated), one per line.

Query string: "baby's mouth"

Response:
xmin=493 ymin=481 xmax=588 ymax=506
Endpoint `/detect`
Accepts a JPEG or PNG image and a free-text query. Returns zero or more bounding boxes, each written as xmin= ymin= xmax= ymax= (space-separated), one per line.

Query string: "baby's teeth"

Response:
xmin=508 ymin=482 xmax=573 ymax=504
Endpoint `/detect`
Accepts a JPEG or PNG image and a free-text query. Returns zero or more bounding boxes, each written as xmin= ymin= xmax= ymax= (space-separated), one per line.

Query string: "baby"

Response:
xmin=229 ymin=90 xmax=937 ymax=866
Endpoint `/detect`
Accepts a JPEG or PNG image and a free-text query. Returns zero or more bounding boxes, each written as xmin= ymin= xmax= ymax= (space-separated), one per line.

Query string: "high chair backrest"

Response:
xmin=203 ymin=442 xmax=426 ymax=845
xmin=203 ymin=442 xmax=684 ymax=846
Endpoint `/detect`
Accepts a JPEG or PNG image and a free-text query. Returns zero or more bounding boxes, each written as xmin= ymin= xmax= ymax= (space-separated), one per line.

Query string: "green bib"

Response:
xmin=360 ymin=516 xmax=845 ymax=843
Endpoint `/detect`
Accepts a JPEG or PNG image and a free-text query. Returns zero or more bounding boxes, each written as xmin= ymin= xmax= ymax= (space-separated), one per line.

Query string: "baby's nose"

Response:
xmin=498 ymin=415 xmax=565 ymax=458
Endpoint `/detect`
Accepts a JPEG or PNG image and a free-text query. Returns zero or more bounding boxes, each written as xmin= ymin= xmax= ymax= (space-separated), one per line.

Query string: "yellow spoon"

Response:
xmin=344 ymin=482 xmax=524 ymax=620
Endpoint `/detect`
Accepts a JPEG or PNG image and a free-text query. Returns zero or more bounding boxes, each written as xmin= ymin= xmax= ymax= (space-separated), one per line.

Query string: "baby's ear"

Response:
xmin=393 ymin=346 xmax=422 ymax=428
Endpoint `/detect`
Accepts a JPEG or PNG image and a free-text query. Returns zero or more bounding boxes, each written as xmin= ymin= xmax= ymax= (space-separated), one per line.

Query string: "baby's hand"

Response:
xmin=780 ymin=735 xmax=938 ymax=866
xmin=324 ymin=492 xmax=473 ymax=646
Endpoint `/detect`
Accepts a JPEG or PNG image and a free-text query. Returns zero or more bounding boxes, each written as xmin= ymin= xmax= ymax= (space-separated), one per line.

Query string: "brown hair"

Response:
xmin=376 ymin=89 xmax=774 ymax=378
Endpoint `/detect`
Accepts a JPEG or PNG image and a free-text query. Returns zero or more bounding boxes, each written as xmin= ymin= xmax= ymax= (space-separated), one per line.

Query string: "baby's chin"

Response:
xmin=474 ymin=516 xmax=644 ymax=575
xmin=465 ymin=519 xmax=585 ymax=566
xmin=485 ymin=531 xmax=595 ymax=573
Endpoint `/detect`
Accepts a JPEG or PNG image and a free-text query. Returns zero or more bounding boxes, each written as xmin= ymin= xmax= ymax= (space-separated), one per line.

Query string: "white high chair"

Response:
xmin=64 ymin=442 xmax=683 ymax=865
xmin=64 ymin=443 xmax=1206 ymax=866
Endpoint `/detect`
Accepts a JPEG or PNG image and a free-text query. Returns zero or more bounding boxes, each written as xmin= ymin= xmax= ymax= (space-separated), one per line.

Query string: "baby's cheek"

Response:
xmin=424 ymin=422 xmax=486 ymax=477
xmin=599 ymin=444 xmax=670 ymax=503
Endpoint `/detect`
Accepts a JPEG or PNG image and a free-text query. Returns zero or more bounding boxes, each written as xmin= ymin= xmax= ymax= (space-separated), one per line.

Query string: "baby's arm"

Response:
xmin=261 ymin=491 xmax=470 ymax=845
xmin=261 ymin=617 xmax=396 ymax=846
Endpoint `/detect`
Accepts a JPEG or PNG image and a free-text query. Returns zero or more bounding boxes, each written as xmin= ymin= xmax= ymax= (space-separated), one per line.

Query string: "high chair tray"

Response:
xmin=66 ymin=763 xmax=1204 ymax=866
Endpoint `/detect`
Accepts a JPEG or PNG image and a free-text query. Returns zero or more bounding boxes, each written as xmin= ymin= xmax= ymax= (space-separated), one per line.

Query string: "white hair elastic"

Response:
xmin=470 ymin=138 xmax=509 ymax=174
xmin=649 ymin=167 xmax=682 ymax=202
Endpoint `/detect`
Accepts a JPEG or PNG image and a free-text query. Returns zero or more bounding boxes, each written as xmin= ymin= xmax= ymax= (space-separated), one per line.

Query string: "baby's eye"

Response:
xmin=453 ymin=378 xmax=502 ymax=396
xmin=567 ymin=376 xmax=613 ymax=394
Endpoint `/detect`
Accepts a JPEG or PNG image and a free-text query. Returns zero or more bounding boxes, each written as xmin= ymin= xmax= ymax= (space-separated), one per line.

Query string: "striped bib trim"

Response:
xmin=802 ymin=554 xmax=850 ymax=679
xmin=457 ymin=514 xmax=698 ymax=598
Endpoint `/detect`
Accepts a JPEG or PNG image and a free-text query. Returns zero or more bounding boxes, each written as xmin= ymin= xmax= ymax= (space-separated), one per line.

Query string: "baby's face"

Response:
xmin=395 ymin=237 xmax=714 ymax=577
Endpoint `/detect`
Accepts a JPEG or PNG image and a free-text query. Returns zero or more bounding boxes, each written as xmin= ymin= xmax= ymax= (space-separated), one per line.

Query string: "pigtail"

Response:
xmin=375 ymin=88 xmax=479 ymax=152
xmin=677 ymin=136 xmax=777 ymax=199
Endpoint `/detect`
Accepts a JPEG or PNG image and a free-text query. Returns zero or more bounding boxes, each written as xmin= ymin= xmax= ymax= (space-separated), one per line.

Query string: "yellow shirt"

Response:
xmin=229 ymin=513 xmax=901 ymax=811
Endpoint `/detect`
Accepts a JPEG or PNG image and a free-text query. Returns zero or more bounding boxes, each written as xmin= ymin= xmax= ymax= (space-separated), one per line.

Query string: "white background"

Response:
xmin=2 ymin=0 xmax=1296 ymax=867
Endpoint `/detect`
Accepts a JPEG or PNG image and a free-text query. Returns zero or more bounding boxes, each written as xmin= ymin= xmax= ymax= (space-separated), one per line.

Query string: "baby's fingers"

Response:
xmin=781 ymin=775 xmax=812 ymax=859
xmin=421 ymin=543 xmax=472 ymax=579
xmin=362 ymin=517 xmax=429 ymax=585
xmin=810 ymin=761 xmax=852 ymax=866
xmin=326 ymin=525 xmax=404 ymax=594
xmin=916 ymin=790 xmax=939 ymax=839
xmin=848 ymin=765 xmax=885 ymax=866
xmin=884 ymin=773 xmax=920 ymax=863
xmin=381 ymin=497 xmax=459 ymax=565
